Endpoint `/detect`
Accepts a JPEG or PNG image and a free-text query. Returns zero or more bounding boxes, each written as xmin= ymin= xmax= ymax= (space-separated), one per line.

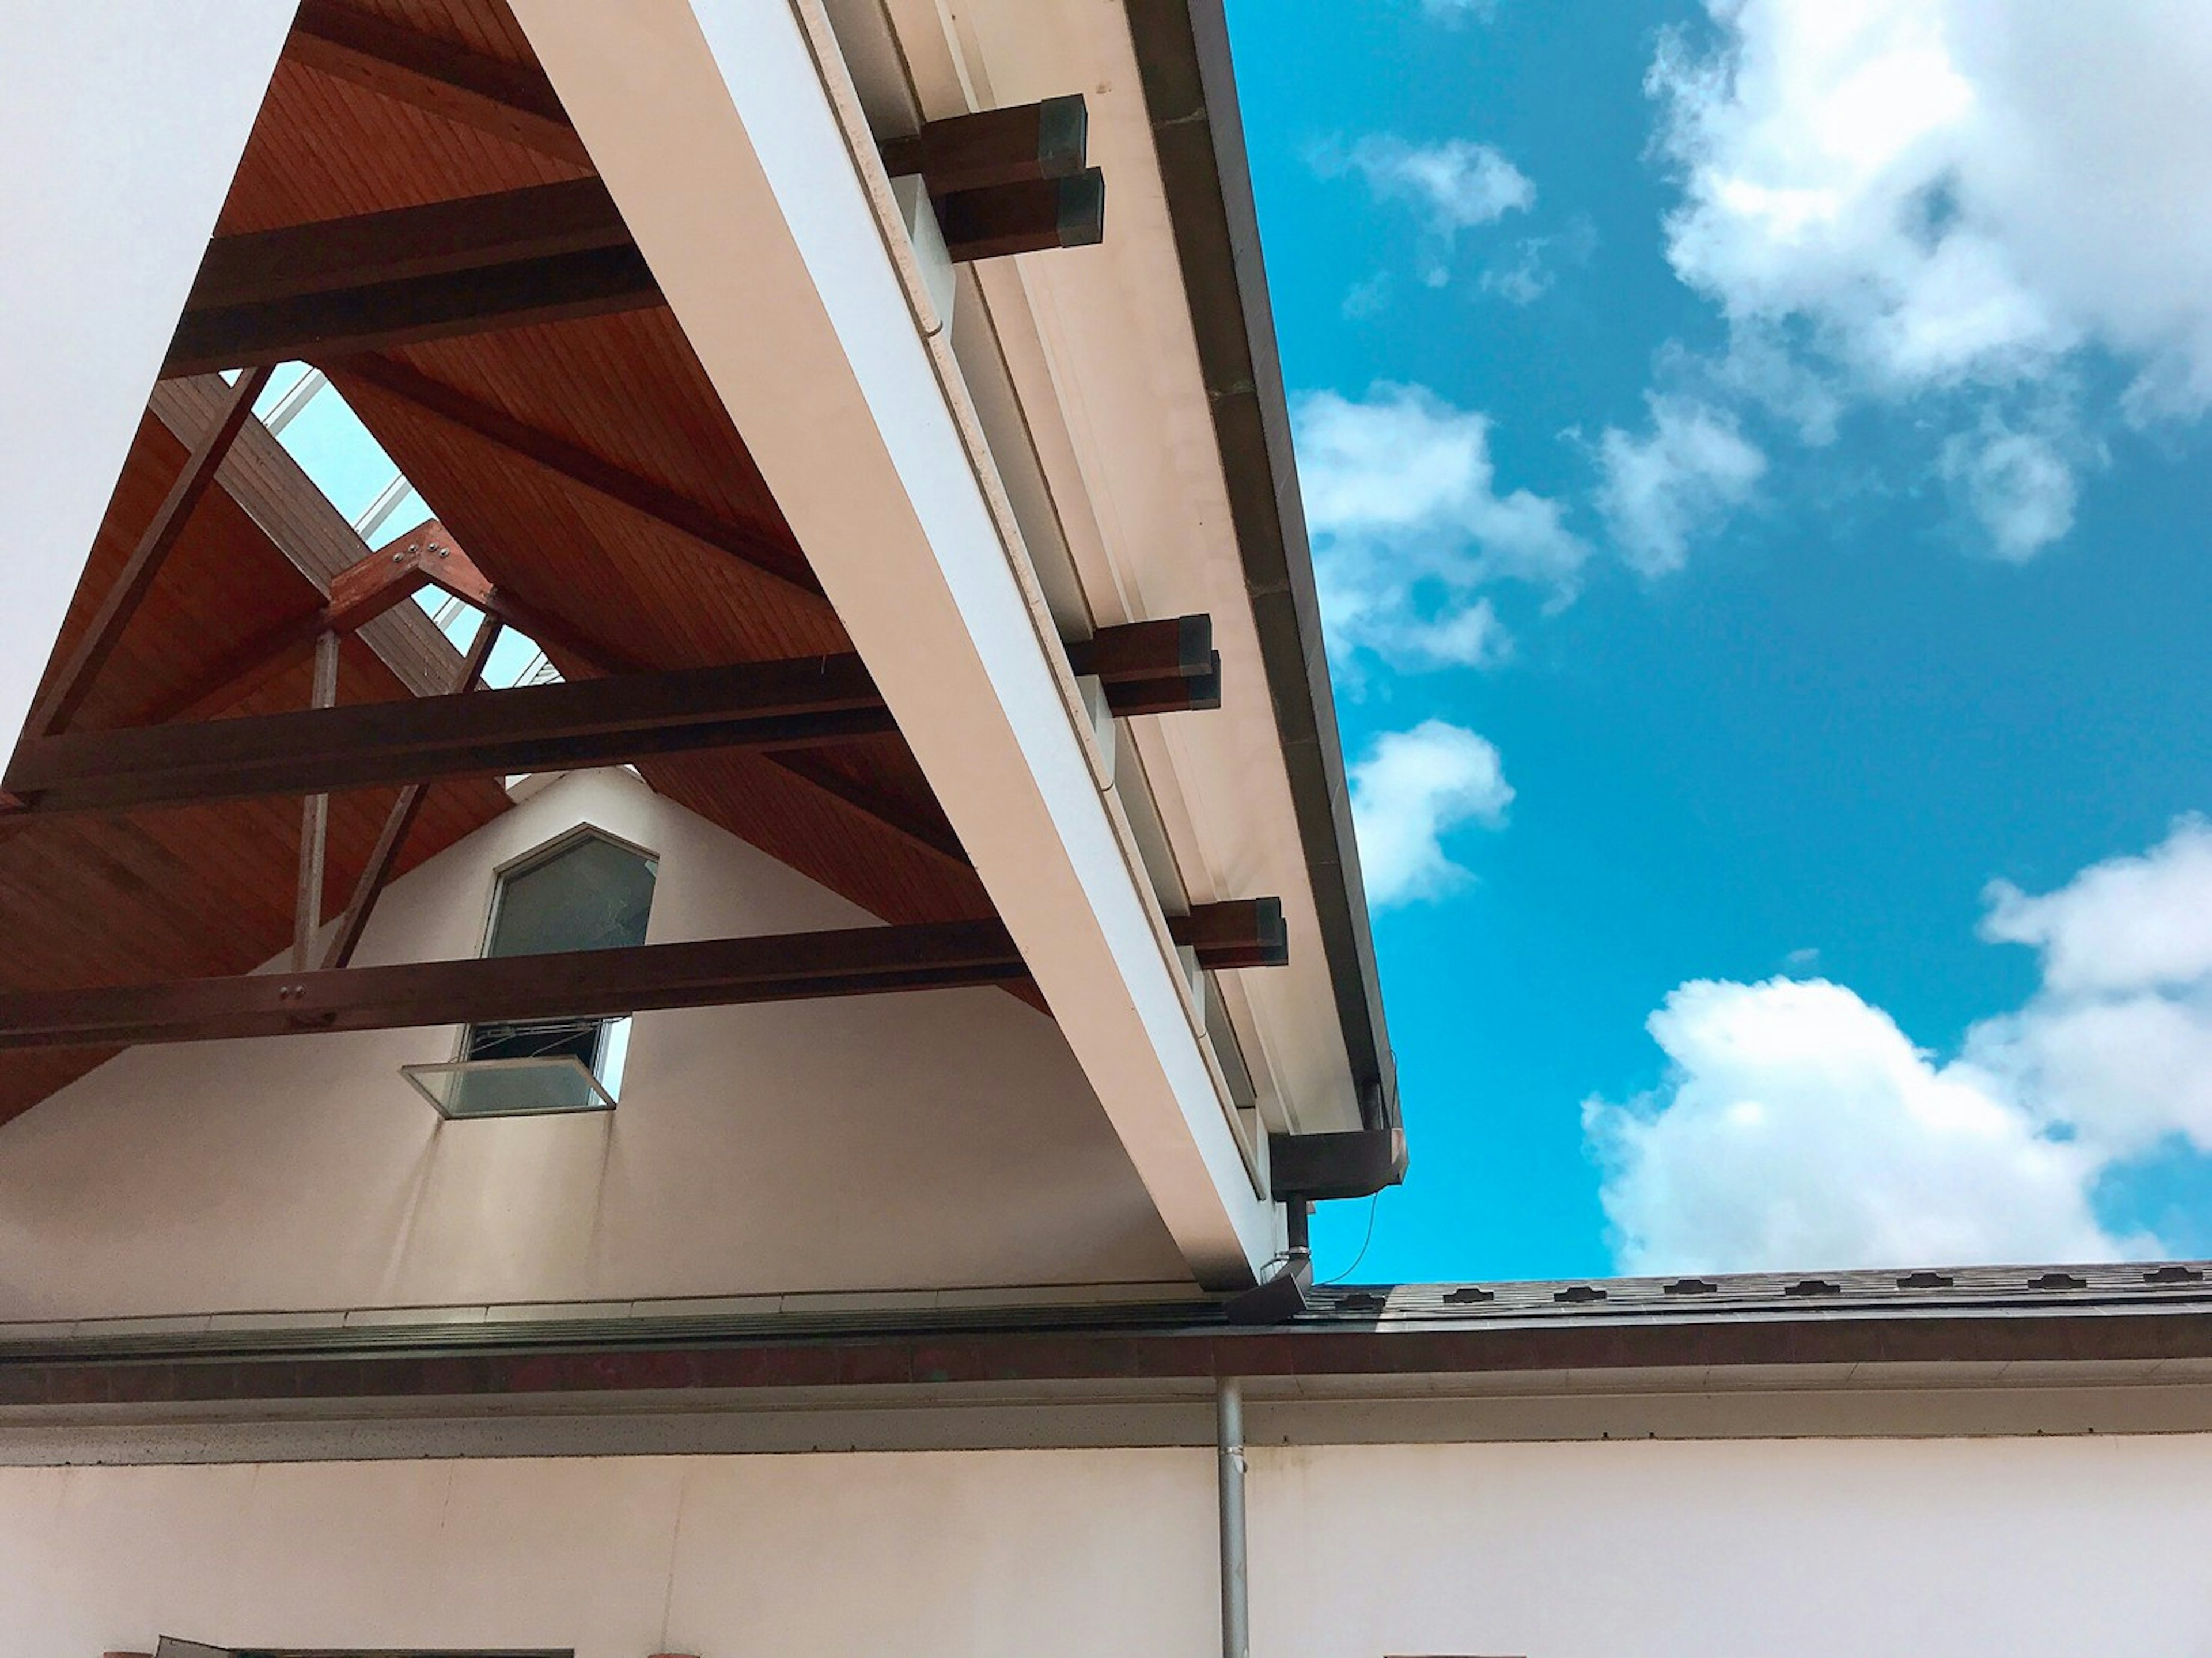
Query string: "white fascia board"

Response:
xmin=509 ymin=0 xmax=1277 ymax=1284
xmin=0 ymin=0 xmax=296 ymax=752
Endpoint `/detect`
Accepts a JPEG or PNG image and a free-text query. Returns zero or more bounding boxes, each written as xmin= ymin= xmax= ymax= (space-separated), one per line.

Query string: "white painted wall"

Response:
xmin=2 ymin=1434 xmax=2209 ymax=1656
xmin=0 ymin=1 xmax=294 ymax=749
xmin=0 ymin=770 xmax=1187 ymax=1320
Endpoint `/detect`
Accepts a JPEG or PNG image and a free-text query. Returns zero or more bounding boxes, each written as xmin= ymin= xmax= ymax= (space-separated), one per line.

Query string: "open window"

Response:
xmin=401 ymin=826 xmax=657 ymax=1119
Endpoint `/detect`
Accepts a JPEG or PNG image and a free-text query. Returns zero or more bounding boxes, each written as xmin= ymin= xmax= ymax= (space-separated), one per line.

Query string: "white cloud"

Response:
xmin=1589 ymin=818 xmax=2212 ymax=1273
xmin=1350 ymin=721 xmax=1513 ymax=907
xmin=1422 ymin=0 xmax=1497 ymax=22
xmin=1647 ymin=1 xmax=2212 ymax=557
xmin=1318 ymin=137 xmax=1533 ymax=283
xmin=1966 ymin=818 xmax=2212 ymax=1157
xmin=1296 ymin=384 xmax=1586 ymax=671
xmin=1981 ymin=818 xmax=2212 ymax=993
xmin=1594 ymin=395 xmax=1767 ymax=574
xmin=1940 ymin=422 xmax=2077 ymax=561
xmin=1586 ymin=978 xmax=2134 ymax=1274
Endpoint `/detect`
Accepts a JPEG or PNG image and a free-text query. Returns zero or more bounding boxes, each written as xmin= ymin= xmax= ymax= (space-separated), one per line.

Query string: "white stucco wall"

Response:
xmin=0 ymin=770 xmax=1188 ymax=1320
xmin=2 ymin=1433 xmax=2208 ymax=1656
xmin=0 ymin=1 xmax=295 ymax=750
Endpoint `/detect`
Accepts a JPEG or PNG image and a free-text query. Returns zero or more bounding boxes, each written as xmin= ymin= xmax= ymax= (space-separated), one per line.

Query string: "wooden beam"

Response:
xmin=27 ymin=366 xmax=276 ymax=738
xmin=3 ymin=656 xmax=899 ymax=815
xmin=166 ymin=240 xmax=659 ymax=378
xmin=0 ymin=920 xmax=1033 ymax=1050
xmin=4 ymin=609 xmax=1226 ymax=813
xmin=188 ymin=179 xmax=628 ymax=312
xmin=0 ymin=898 xmax=1288 ymax=1051
xmin=292 ymin=630 xmax=342 ymax=972
xmin=287 ymin=0 xmax=591 ymax=166
xmin=937 ymin=171 xmax=1105 ymax=262
xmin=323 ymin=615 xmax=505 ymax=972
xmin=1168 ymin=898 xmax=1288 ymax=970
xmin=880 ymin=97 xmax=1089 ymax=195
xmin=328 ymin=352 xmax=824 ymax=600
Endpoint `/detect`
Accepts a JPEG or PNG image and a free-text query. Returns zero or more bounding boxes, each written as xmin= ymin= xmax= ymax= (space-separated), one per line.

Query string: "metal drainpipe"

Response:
xmin=1218 ymin=1375 xmax=1250 ymax=1658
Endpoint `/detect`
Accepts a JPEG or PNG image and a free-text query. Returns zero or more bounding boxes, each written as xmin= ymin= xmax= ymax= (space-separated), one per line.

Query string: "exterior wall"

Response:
xmin=0 ymin=770 xmax=1188 ymax=1322
xmin=0 ymin=0 xmax=295 ymax=748
xmin=3 ymin=1433 xmax=2209 ymax=1656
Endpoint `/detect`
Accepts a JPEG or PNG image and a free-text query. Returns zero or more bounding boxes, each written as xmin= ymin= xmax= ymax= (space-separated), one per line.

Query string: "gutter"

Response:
xmin=1122 ymin=0 xmax=1403 ymax=1173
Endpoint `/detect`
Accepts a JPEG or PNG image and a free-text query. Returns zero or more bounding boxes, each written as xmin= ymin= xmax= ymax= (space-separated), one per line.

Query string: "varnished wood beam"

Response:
xmin=328 ymin=353 xmax=825 ymax=601
xmin=937 ymin=172 xmax=1105 ymax=262
xmin=322 ymin=614 xmax=505 ymax=972
xmin=188 ymin=179 xmax=627 ymax=312
xmin=0 ymin=897 xmax=1287 ymax=1051
xmin=0 ymin=920 xmax=1034 ymax=1051
xmin=26 ymin=366 xmax=276 ymax=739
xmin=4 ymin=611 xmax=1226 ymax=815
xmin=293 ymin=629 xmax=342 ymax=972
xmin=880 ymin=97 xmax=1089 ymax=195
xmin=287 ymin=0 xmax=592 ymax=166
xmin=165 ymin=237 xmax=658 ymax=377
xmin=4 ymin=656 xmax=898 ymax=815
xmin=1168 ymin=898 xmax=1287 ymax=970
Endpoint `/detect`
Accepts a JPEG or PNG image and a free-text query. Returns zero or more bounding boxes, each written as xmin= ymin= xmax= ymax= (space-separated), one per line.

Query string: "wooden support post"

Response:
xmin=322 ymin=614 xmax=503 ymax=971
xmin=293 ymin=629 xmax=341 ymax=972
xmin=27 ymin=365 xmax=275 ymax=738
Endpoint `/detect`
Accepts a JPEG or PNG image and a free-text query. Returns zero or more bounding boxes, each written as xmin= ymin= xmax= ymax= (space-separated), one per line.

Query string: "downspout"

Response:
xmin=1217 ymin=1375 xmax=1249 ymax=1658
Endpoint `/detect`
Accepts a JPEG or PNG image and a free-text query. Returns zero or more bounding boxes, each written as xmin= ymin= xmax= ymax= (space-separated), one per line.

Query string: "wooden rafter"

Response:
xmin=27 ymin=365 xmax=276 ymax=739
xmin=286 ymin=0 xmax=593 ymax=166
xmin=329 ymin=352 xmax=825 ymax=601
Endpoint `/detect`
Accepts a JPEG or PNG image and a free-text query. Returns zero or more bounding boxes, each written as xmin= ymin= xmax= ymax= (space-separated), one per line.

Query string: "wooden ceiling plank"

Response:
xmin=330 ymin=351 xmax=827 ymax=600
xmin=287 ymin=0 xmax=591 ymax=166
xmin=323 ymin=613 xmax=503 ymax=972
xmin=28 ymin=366 xmax=277 ymax=739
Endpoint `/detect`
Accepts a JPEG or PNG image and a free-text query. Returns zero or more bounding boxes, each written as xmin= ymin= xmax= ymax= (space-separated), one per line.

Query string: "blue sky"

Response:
xmin=1223 ymin=1 xmax=2212 ymax=1280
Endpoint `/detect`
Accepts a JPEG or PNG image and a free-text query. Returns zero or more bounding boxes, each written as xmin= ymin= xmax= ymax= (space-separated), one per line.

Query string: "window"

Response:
xmin=400 ymin=827 xmax=658 ymax=1119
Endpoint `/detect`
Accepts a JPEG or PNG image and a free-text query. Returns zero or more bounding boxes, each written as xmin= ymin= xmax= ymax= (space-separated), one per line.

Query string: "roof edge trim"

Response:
xmin=1122 ymin=0 xmax=1398 ymax=1143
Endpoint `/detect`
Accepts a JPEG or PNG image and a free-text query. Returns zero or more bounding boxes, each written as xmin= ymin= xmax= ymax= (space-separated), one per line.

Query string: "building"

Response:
xmin=1 ymin=2 xmax=2209 ymax=1654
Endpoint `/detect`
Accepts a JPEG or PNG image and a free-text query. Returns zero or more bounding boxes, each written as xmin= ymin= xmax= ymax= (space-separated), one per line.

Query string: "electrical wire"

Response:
xmin=1317 ymin=1192 xmax=1382 ymax=1285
